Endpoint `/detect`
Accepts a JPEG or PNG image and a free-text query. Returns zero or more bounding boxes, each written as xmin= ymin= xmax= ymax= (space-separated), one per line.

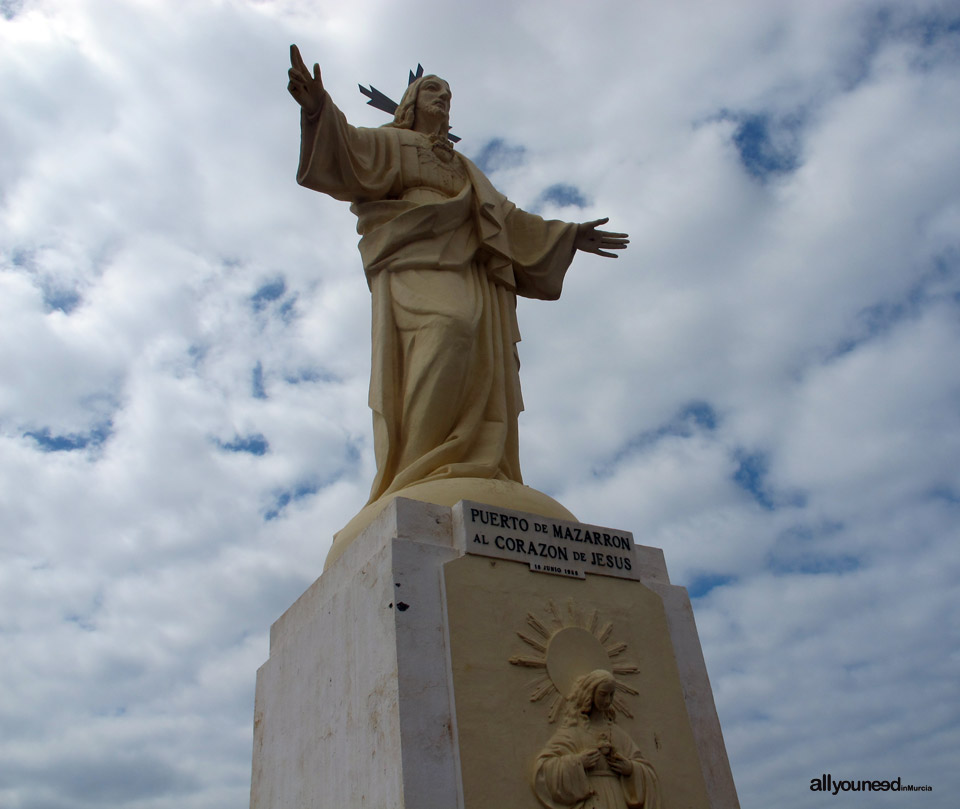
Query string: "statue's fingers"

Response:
xmin=582 ymin=217 xmax=609 ymax=229
xmin=287 ymin=72 xmax=306 ymax=94
xmin=290 ymin=44 xmax=309 ymax=74
xmin=597 ymin=249 xmax=618 ymax=258
xmin=313 ymin=63 xmax=323 ymax=86
xmin=598 ymin=230 xmax=629 ymax=239
xmin=289 ymin=61 xmax=309 ymax=84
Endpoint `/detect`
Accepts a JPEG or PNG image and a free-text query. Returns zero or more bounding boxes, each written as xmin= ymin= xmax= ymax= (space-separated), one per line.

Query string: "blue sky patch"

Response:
xmin=278 ymin=295 xmax=298 ymax=323
xmin=688 ymin=573 xmax=737 ymax=599
xmin=348 ymin=440 xmax=361 ymax=466
xmin=252 ymin=362 xmax=267 ymax=399
xmin=727 ymin=112 xmax=802 ymax=180
xmin=10 ymin=248 xmax=83 ymax=313
xmin=732 ymin=450 xmax=774 ymax=509
xmin=593 ymin=400 xmax=720 ymax=478
xmin=678 ymin=400 xmax=718 ymax=431
xmin=826 ymin=251 xmax=958 ymax=360
xmin=25 ymin=423 xmax=112 ymax=452
xmin=767 ymin=521 xmax=855 ymax=575
xmin=766 ymin=552 xmax=861 ymax=576
xmin=264 ymin=480 xmax=320 ymax=521
xmin=536 ymin=184 xmax=590 ymax=209
xmin=913 ymin=14 xmax=960 ymax=49
xmin=10 ymin=247 xmax=33 ymax=267
xmin=827 ymin=296 xmax=912 ymax=358
xmin=872 ymin=7 xmax=960 ymax=51
xmin=732 ymin=449 xmax=807 ymax=510
xmin=251 ymin=278 xmax=286 ymax=312
xmin=928 ymin=486 xmax=960 ymax=505
xmin=471 ymin=138 xmax=527 ymax=174
xmin=843 ymin=8 xmax=960 ymax=88
xmin=66 ymin=613 xmax=97 ymax=631
xmin=0 ymin=0 xmax=24 ymax=21
xmin=43 ymin=288 xmax=81 ymax=314
xmin=283 ymin=368 xmax=340 ymax=385
xmin=216 ymin=433 xmax=269 ymax=455
xmin=64 ymin=590 xmax=103 ymax=631
xmin=188 ymin=343 xmax=208 ymax=366
xmin=776 ymin=520 xmax=845 ymax=544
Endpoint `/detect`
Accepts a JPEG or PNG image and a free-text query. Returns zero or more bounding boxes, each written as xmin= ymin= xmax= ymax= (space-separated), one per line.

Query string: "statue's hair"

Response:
xmin=384 ymin=74 xmax=450 ymax=136
xmin=564 ymin=669 xmax=617 ymax=726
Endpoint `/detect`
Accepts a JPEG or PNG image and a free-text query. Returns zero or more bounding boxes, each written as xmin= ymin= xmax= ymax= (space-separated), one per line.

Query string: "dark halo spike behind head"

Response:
xmin=359 ymin=64 xmax=460 ymax=143
xmin=357 ymin=83 xmax=397 ymax=115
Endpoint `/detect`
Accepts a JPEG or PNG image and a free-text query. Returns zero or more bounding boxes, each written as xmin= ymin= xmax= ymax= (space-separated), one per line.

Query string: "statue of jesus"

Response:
xmin=287 ymin=46 xmax=628 ymax=565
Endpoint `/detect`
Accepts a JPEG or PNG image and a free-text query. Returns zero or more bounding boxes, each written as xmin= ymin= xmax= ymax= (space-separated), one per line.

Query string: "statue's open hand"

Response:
xmin=574 ymin=218 xmax=629 ymax=258
xmin=608 ymin=752 xmax=634 ymax=776
xmin=288 ymin=44 xmax=324 ymax=117
xmin=580 ymin=748 xmax=603 ymax=770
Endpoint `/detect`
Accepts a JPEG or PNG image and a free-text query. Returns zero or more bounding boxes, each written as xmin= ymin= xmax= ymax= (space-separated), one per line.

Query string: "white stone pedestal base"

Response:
xmin=249 ymin=498 xmax=739 ymax=809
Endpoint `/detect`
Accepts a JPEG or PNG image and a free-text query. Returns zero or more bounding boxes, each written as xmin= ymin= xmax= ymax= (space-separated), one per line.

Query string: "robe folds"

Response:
xmin=534 ymin=722 xmax=661 ymax=809
xmin=297 ymin=92 xmax=579 ymax=504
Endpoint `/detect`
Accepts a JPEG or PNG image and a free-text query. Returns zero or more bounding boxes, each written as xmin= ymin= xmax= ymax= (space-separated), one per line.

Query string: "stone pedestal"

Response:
xmin=250 ymin=498 xmax=739 ymax=809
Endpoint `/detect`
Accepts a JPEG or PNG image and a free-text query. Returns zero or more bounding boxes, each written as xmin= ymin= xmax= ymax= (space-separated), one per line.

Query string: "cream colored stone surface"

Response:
xmin=443 ymin=554 xmax=714 ymax=808
xmin=534 ymin=669 xmax=663 ymax=808
xmin=327 ymin=477 xmax=576 ymax=570
xmin=645 ymin=582 xmax=740 ymax=807
xmin=250 ymin=498 xmax=739 ymax=808
xmin=251 ymin=500 xmax=461 ymax=809
xmin=286 ymin=48 xmax=627 ymax=568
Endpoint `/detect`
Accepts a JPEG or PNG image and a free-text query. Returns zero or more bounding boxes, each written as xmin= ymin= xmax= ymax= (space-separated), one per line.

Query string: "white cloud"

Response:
xmin=1 ymin=0 xmax=958 ymax=806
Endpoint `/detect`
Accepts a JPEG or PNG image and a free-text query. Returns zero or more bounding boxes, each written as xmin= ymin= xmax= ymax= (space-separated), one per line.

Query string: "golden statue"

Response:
xmin=287 ymin=47 xmax=628 ymax=564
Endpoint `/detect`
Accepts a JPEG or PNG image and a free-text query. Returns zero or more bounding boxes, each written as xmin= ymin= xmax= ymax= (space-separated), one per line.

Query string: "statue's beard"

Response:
xmin=416 ymin=107 xmax=449 ymax=134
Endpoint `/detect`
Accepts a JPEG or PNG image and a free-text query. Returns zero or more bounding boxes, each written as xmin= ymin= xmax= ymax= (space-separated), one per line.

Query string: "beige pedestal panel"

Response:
xmin=250 ymin=498 xmax=739 ymax=808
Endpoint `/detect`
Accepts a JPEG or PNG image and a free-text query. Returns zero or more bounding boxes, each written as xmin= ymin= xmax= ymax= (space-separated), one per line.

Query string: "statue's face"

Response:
xmin=593 ymin=680 xmax=616 ymax=711
xmin=415 ymin=76 xmax=451 ymax=125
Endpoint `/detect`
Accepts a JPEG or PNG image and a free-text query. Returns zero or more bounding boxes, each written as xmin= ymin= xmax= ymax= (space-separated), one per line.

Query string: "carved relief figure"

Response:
xmin=286 ymin=46 xmax=628 ymax=515
xmin=534 ymin=670 xmax=661 ymax=809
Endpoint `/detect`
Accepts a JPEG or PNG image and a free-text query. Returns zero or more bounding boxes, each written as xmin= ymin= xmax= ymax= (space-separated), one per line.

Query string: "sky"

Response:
xmin=1 ymin=0 xmax=958 ymax=806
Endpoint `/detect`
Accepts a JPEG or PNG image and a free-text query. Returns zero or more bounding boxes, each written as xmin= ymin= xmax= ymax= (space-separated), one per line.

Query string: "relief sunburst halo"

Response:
xmin=508 ymin=600 xmax=640 ymax=723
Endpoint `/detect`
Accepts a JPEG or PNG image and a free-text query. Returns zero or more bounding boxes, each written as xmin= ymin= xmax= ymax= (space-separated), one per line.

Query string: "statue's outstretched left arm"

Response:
xmin=575 ymin=217 xmax=629 ymax=258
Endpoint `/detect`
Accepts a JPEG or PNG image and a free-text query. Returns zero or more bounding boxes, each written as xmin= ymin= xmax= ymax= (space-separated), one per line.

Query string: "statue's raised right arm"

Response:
xmin=287 ymin=44 xmax=324 ymax=118
xmin=287 ymin=45 xmax=403 ymax=204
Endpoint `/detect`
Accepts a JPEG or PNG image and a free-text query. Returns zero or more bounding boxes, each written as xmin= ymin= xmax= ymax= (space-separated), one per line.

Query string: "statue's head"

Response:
xmin=387 ymin=74 xmax=451 ymax=136
xmin=567 ymin=669 xmax=618 ymax=722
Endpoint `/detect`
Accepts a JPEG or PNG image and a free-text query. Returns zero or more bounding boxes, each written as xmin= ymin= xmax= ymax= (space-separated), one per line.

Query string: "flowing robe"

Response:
xmin=297 ymin=92 xmax=579 ymax=504
xmin=534 ymin=722 xmax=661 ymax=809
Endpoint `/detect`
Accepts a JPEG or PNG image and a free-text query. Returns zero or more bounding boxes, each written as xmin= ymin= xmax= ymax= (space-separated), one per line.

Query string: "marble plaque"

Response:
xmin=453 ymin=500 xmax=641 ymax=580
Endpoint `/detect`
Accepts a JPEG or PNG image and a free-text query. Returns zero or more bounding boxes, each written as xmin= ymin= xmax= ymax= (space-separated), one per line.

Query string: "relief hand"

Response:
xmin=580 ymin=748 xmax=603 ymax=770
xmin=608 ymin=752 xmax=634 ymax=776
